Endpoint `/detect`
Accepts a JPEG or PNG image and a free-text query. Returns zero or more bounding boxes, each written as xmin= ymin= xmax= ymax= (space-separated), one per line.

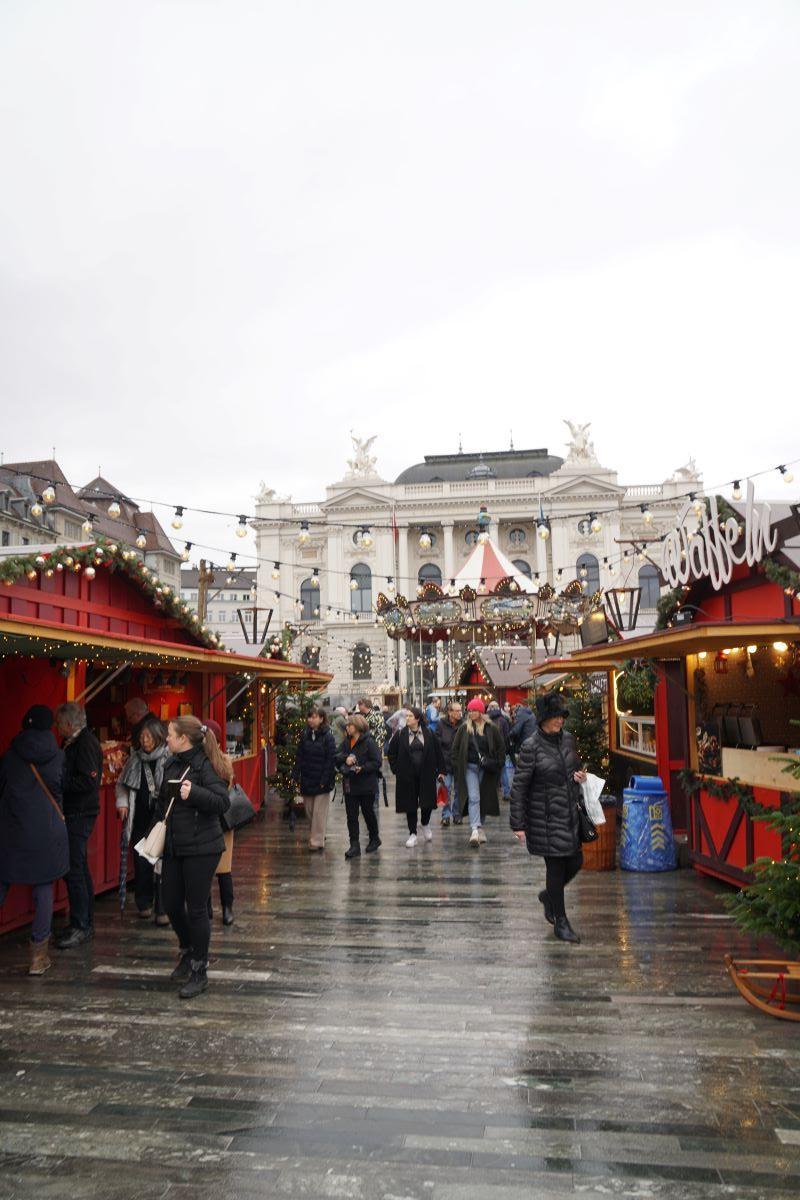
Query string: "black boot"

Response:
xmin=554 ymin=917 xmax=581 ymax=944
xmin=345 ymin=841 xmax=361 ymax=859
xmin=222 ymin=906 xmax=234 ymax=926
xmin=365 ymin=836 xmax=381 ymax=854
xmin=170 ymin=950 xmax=193 ymax=982
xmin=538 ymin=890 xmax=555 ymax=926
xmin=55 ymin=926 xmax=92 ymax=949
xmin=179 ymin=960 xmax=209 ymax=999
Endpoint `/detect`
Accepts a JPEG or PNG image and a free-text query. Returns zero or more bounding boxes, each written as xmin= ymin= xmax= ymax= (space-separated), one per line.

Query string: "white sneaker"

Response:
xmin=469 ymin=828 xmax=480 ymax=847
xmin=405 ymin=833 xmax=418 ymax=848
xmin=477 ymin=829 xmax=486 ymax=844
xmin=422 ymin=825 xmax=433 ymax=842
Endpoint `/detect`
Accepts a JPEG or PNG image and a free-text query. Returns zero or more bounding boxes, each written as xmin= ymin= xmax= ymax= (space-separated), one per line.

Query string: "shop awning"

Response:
xmin=539 ymin=619 xmax=800 ymax=671
xmin=0 ymin=614 xmax=331 ymax=687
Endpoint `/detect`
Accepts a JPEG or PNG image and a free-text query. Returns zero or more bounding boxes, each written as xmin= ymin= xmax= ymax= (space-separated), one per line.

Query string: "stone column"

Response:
xmin=397 ymin=522 xmax=409 ymax=598
xmin=441 ymin=520 xmax=455 ymax=584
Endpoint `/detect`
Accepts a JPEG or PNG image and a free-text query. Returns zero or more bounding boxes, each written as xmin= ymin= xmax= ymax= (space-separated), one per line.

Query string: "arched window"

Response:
xmin=512 ymin=559 xmax=532 ymax=578
xmin=350 ymin=563 xmax=372 ymax=613
xmin=300 ymin=578 xmax=319 ymax=620
xmin=638 ymin=563 xmax=661 ymax=608
xmin=576 ymin=553 xmax=600 ymax=594
xmin=418 ymin=562 xmax=443 ymax=587
xmin=352 ymin=642 xmax=372 ymax=680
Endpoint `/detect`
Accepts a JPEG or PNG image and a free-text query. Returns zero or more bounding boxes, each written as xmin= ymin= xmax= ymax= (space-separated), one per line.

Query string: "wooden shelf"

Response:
xmin=721 ymin=747 xmax=800 ymax=794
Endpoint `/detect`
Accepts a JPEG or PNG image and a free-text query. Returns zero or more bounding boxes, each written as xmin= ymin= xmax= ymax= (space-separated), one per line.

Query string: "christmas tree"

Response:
xmin=564 ymin=678 xmax=609 ymax=776
xmin=726 ymin=731 xmax=800 ymax=954
xmin=268 ymin=685 xmax=316 ymax=803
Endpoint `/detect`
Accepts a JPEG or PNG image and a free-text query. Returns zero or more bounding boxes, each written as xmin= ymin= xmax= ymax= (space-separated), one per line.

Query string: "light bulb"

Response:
xmin=136 ymin=532 xmax=147 ymax=549
xmin=641 ymin=505 xmax=653 ymax=525
xmin=350 ymin=578 xmax=359 ymax=590
xmin=298 ymin=522 xmax=310 ymax=543
xmin=81 ymin=517 xmax=93 ymax=533
xmin=311 ymin=572 xmax=320 ymax=587
xmin=698 ymin=651 xmax=707 ymax=660
xmin=272 ymin=562 xmax=280 ymax=579
xmin=360 ymin=529 xmax=373 ymax=548
xmin=537 ymin=522 xmax=550 ymax=540
xmin=227 ymin=555 xmax=237 ymax=572
xmin=171 ymin=506 xmax=184 ymax=530
xmin=779 ymin=465 xmax=794 ymax=484
xmin=107 ymin=499 xmax=121 ymax=519
xmin=773 ymin=641 xmax=788 ymax=653
xmin=236 ymin=515 xmax=248 ymax=538
xmin=746 ymin=644 xmax=757 ymax=654
xmin=31 ymin=499 xmax=43 ymax=518
xmin=732 ymin=480 xmax=742 ymax=502
xmin=590 ymin=516 xmax=602 ymax=534
xmin=419 ymin=531 xmax=432 ymax=550
xmin=42 ymin=485 xmax=56 ymax=504
xmin=181 ymin=542 xmax=192 ymax=562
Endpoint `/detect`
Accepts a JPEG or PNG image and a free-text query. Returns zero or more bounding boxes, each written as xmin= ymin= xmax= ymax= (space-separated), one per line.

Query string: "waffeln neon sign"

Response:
xmin=663 ymin=480 xmax=778 ymax=591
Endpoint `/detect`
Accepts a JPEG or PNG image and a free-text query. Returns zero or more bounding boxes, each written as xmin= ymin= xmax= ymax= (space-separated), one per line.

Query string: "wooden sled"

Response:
xmin=725 ymin=955 xmax=800 ymax=1022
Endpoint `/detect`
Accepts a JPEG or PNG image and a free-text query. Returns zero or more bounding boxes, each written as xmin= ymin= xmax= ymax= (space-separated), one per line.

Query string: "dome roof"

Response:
xmin=395 ymin=448 xmax=563 ymax=485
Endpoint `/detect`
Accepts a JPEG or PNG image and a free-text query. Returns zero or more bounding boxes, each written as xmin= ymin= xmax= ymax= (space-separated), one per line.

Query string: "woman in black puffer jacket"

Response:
xmin=510 ymin=693 xmax=587 ymax=944
xmin=152 ymin=716 xmax=230 ymax=998
xmin=293 ymin=705 xmax=336 ymax=852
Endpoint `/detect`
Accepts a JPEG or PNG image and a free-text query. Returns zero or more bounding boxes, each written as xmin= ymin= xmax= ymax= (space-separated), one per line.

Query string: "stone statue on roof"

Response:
xmin=563 ymin=420 xmax=598 ymax=464
xmin=346 ymin=432 xmax=378 ymax=477
xmin=669 ymin=457 xmax=700 ymax=482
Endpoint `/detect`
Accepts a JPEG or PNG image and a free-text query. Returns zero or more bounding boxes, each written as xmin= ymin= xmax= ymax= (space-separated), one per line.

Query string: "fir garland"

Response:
xmin=763 ymin=557 xmax=800 ymax=598
xmin=654 ymin=587 xmax=685 ymax=630
xmin=0 ymin=537 xmax=222 ymax=651
xmin=678 ymin=768 xmax=764 ymax=816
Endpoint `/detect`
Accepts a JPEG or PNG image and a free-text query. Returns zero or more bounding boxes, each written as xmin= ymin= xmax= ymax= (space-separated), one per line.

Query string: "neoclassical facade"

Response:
xmin=254 ymin=428 xmax=703 ymax=703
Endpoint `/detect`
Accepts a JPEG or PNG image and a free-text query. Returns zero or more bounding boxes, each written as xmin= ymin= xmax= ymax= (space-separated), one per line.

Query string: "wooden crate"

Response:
xmin=582 ymin=802 xmax=617 ymax=871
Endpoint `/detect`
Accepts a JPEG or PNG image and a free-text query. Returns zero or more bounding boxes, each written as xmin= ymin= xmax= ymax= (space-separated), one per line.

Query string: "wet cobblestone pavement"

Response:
xmin=0 ymin=796 xmax=797 ymax=1199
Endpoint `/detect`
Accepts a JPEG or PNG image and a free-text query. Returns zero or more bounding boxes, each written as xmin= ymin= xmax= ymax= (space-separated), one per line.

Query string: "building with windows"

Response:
xmin=0 ymin=459 xmax=181 ymax=580
xmin=254 ymin=429 xmax=703 ymax=704
xmin=179 ymin=565 xmax=258 ymax=654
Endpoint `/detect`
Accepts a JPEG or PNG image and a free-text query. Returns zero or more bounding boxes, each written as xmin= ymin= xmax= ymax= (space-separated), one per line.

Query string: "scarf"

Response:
xmin=119 ymin=744 xmax=169 ymax=792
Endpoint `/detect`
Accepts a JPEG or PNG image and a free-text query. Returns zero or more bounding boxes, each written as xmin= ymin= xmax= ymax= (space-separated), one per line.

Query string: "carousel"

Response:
xmin=376 ymin=533 xmax=608 ymax=699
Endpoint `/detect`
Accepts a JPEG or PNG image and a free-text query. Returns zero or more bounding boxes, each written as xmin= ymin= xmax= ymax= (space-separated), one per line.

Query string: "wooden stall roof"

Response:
xmin=539 ymin=619 xmax=800 ymax=672
xmin=0 ymin=614 xmax=331 ymax=686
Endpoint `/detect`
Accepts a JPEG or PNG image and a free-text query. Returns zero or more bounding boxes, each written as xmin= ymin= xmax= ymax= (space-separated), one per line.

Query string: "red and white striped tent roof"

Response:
xmin=453 ymin=539 xmax=537 ymax=594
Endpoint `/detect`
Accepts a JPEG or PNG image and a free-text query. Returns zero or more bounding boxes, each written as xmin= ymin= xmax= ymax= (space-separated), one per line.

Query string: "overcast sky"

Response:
xmin=0 ymin=2 xmax=797 ymax=561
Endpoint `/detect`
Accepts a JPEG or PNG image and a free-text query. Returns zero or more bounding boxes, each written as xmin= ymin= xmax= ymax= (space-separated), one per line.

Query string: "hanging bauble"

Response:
xmin=84 ymin=566 xmax=96 ymax=580
xmin=35 ymin=555 xmax=46 ymax=566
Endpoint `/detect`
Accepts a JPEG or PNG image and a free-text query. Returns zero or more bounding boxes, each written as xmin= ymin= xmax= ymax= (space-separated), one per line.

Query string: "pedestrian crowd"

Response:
xmin=0 ymin=687 xmax=591 ymax=1001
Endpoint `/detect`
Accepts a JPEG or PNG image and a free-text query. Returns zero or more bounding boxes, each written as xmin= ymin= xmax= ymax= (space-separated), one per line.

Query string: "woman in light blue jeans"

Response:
xmin=452 ymin=699 xmax=505 ymax=848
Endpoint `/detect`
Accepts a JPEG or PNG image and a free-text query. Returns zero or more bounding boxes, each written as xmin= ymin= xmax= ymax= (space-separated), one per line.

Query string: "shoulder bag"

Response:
xmin=135 ymin=766 xmax=190 ymax=862
xmin=29 ymin=764 xmax=65 ymax=823
xmin=220 ymin=782 xmax=257 ymax=831
xmin=576 ymin=793 xmax=598 ymax=844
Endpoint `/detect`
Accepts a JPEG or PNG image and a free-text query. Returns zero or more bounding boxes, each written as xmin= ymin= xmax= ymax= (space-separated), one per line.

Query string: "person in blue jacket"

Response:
xmin=0 ymin=705 xmax=69 ymax=976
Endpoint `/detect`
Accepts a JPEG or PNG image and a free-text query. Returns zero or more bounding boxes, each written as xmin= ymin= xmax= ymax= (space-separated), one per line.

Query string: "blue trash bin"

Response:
xmin=620 ymin=776 xmax=676 ymax=871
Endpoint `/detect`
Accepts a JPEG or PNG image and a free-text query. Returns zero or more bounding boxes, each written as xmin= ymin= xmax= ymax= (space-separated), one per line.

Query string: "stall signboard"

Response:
xmin=663 ymin=480 xmax=778 ymax=591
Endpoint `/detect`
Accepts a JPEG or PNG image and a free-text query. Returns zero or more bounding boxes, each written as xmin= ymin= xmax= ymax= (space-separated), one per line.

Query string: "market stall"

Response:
xmin=0 ymin=539 xmax=330 ymax=935
xmin=539 ymin=488 xmax=800 ymax=885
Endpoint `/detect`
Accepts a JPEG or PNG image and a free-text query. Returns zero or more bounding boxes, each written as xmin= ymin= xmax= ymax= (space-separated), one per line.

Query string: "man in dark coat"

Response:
xmin=510 ymin=692 xmax=587 ymax=944
xmin=54 ymin=702 xmax=103 ymax=948
xmin=487 ymin=700 xmax=514 ymax=800
xmin=508 ymin=704 xmax=537 ymax=761
xmin=0 ymin=705 xmax=69 ymax=975
xmin=435 ymin=699 xmax=463 ymax=825
xmin=387 ymin=707 xmax=445 ymax=847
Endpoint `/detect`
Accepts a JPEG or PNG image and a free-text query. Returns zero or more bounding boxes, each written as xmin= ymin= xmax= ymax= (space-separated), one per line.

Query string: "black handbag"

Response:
xmin=220 ymin=782 xmax=257 ymax=831
xmin=576 ymin=794 xmax=598 ymax=844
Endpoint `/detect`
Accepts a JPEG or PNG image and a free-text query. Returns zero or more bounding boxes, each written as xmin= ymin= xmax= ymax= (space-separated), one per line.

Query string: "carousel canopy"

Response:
xmin=453 ymin=540 xmax=536 ymax=594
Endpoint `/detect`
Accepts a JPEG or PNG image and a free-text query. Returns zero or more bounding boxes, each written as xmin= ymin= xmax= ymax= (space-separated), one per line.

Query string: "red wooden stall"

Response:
xmin=0 ymin=543 xmax=329 ymax=936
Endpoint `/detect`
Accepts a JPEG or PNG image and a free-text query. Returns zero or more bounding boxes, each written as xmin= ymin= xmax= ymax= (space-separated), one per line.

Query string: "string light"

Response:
xmin=779 ymin=465 xmax=794 ymax=484
xmin=31 ymin=497 xmax=44 ymax=518
xmin=42 ymin=485 xmax=56 ymax=504
xmin=107 ymin=499 xmax=121 ymax=519
xmin=181 ymin=542 xmax=192 ymax=562
xmin=731 ymin=480 xmax=742 ymax=502
xmin=589 ymin=512 xmax=602 ymax=534
xmin=81 ymin=516 xmax=93 ymax=534
xmin=298 ymin=521 xmax=310 ymax=543
xmin=136 ymin=531 xmax=147 ymax=549
xmin=419 ymin=529 xmax=432 ymax=550
xmin=311 ymin=569 xmax=320 ymax=587
xmin=272 ymin=562 xmax=280 ymax=579
xmin=171 ymin=506 xmax=184 ymax=530
xmin=227 ymin=553 xmax=237 ymax=572
xmin=641 ymin=503 xmax=653 ymax=525
xmin=236 ymin=515 xmax=248 ymax=538
xmin=537 ymin=519 xmax=550 ymax=541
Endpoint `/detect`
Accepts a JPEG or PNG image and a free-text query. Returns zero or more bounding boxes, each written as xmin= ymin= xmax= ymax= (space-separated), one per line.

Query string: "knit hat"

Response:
xmin=203 ymin=718 xmax=223 ymax=742
xmin=466 ymin=698 xmax=486 ymax=714
xmin=535 ymin=692 xmax=570 ymax=722
xmin=487 ymin=701 xmax=500 ymax=713
xmin=22 ymin=705 xmax=54 ymax=731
